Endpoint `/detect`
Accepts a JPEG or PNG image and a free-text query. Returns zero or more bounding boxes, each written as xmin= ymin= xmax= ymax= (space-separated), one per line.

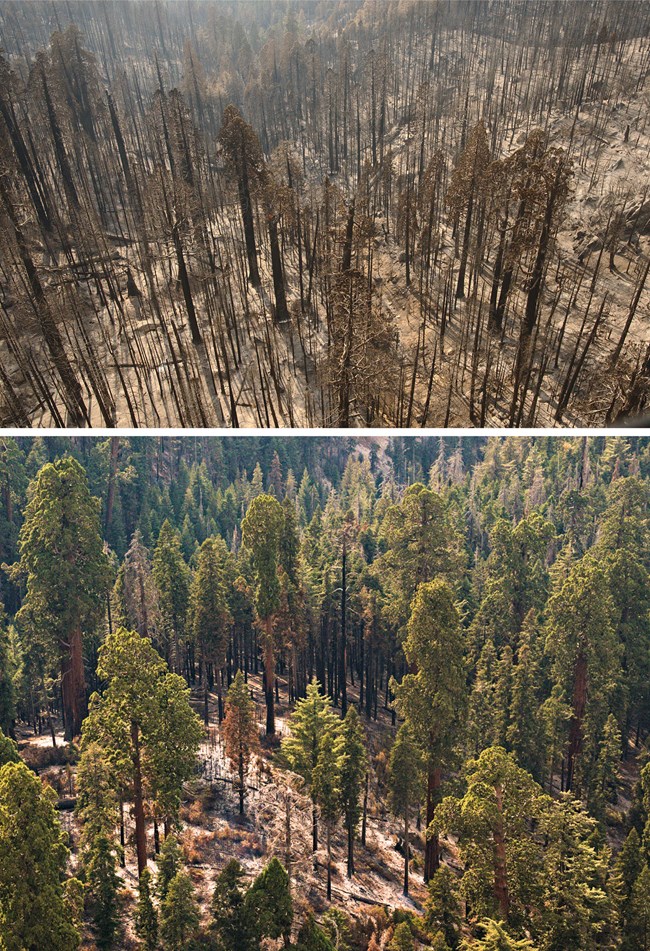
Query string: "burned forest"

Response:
xmin=1 ymin=0 xmax=650 ymax=427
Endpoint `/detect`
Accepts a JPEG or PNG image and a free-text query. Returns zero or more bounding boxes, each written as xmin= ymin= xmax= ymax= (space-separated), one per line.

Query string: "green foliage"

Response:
xmin=0 ymin=728 xmax=19 ymax=768
xmin=388 ymin=725 xmax=422 ymax=819
xmin=462 ymin=920 xmax=537 ymax=950
xmin=152 ymin=520 xmax=191 ymax=669
xmin=393 ymin=579 xmax=466 ymax=775
xmin=82 ymin=628 xmax=203 ymax=827
xmin=432 ymin=747 xmax=548 ymax=930
xmin=84 ymin=833 xmax=121 ymax=949
xmin=157 ymin=834 xmax=182 ymax=904
xmin=296 ymin=914 xmax=336 ymax=951
xmin=210 ymin=860 xmax=256 ymax=951
xmin=189 ymin=536 xmax=232 ymax=671
xmin=629 ymin=865 xmax=650 ymax=951
xmin=241 ymin=493 xmax=284 ymax=620
xmin=0 ymin=761 xmax=80 ymax=951
xmin=281 ymin=678 xmax=339 ymax=790
xmin=222 ymin=670 xmax=259 ymax=814
xmin=159 ymin=869 xmax=200 ymax=950
xmin=313 ymin=727 xmax=342 ymax=827
xmin=76 ymin=742 xmax=118 ymax=848
xmin=388 ymin=921 xmax=415 ymax=951
xmin=425 ymin=866 xmax=462 ymax=949
xmin=245 ymin=857 xmax=293 ymax=944
xmin=135 ymin=868 xmax=158 ymax=951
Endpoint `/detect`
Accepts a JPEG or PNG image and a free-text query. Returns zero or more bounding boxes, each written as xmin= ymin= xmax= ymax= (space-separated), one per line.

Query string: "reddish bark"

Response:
xmin=61 ymin=624 xmax=86 ymax=741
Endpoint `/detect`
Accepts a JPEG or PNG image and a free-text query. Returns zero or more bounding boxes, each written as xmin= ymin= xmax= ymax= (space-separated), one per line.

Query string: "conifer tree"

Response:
xmin=0 ymin=761 xmax=81 ymax=951
xmin=223 ymin=670 xmax=259 ymax=815
xmin=281 ymin=678 xmax=339 ymax=851
xmin=393 ymin=579 xmax=466 ymax=881
xmin=82 ymin=629 xmax=202 ymax=876
xmin=189 ymin=536 xmax=233 ymax=724
xmin=210 ymin=859 xmax=256 ymax=951
xmin=545 ymin=555 xmax=619 ymax=795
xmin=336 ymin=704 xmax=367 ymax=877
xmin=296 ymin=914 xmax=336 ymax=951
xmin=245 ymin=857 xmax=293 ymax=946
xmin=159 ymin=869 xmax=200 ymax=951
xmin=432 ymin=747 xmax=547 ymax=929
xmin=84 ymin=833 xmax=121 ymax=950
xmin=157 ymin=833 xmax=182 ymax=904
xmin=462 ymin=920 xmax=536 ymax=950
xmin=135 ymin=868 xmax=158 ymax=951
xmin=630 ymin=866 xmax=650 ymax=951
xmin=0 ymin=728 xmax=19 ymax=768
xmin=388 ymin=725 xmax=422 ymax=896
xmin=241 ymin=494 xmax=284 ymax=734
xmin=506 ymin=612 xmax=545 ymax=782
xmin=313 ymin=727 xmax=342 ymax=901
xmin=389 ymin=921 xmax=415 ymax=951
xmin=425 ymin=866 xmax=462 ymax=949
xmin=5 ymin=458 xmax=112 ymax=739
xmin=152 ymin=521 xmax=191 ymax=674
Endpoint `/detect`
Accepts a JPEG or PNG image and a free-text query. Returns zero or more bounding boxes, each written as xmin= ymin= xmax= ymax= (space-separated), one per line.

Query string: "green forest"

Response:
xmin=0 ymin=434 xmax=649 ymax=950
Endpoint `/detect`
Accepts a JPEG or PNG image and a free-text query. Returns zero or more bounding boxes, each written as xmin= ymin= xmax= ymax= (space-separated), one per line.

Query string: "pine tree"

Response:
xmin=0 ymin=608 xmax=16 ymax=736
xmin=0 ymin=761 xmax=81 ymax=951
xmin=241 ymin=494 xmax=284 ymax=735
xmin=189 ymin=536 xmax=232 ymax=724
xmin=5 ymin=458 xmax=112 ymax=739
xmin=506 ymin=612 xmax=545 ymax=781
xmin=388 ymin=725 xmax=423 ymax=896
xmin=389 ymin=921 xmax=415 ymax=951
xmin=157 ymin=834 xmax=182 ymax=904
xmin=135 ymin=868 xmax=158 ymax=951
xmin=210 ymin=859 xmax=256 ymax=951
xmin=159 ymin=870 xmax=200 ymax=951
xmin=296 ymin=914 xmax=336 ymax=951
xmin=76 ymin=742 xmax=118 ymax=847
xmin=392 ymin=579 xmax=466 ymax=882
xmin=313 ymin=727 xmax=342 ymax=901
xmin=630 ymin=866 xmax=650 ymax=951
xmin=281 ymin=678 xmax=339 ymax=851
xmin=244 ymin=857 xmax=293 ymax=946
xmin=85 ymin=833 xmax=121 ymax=950
xmin=152 ymin=520 xmax=191 ymax=674
xmin=336 ymin=705 xmax=367 ymax=877
xmin=222 ymin=670 xmax=259 ymax=815
xmin=378 ymin=483 xmax=460 ymax=635
xmin=425 ymin=866 xmax=462 ymax=949
xmin=591 ymin=713 xmax=622 ymax=818
xmin=0 ymin=728 xmax=19 ymax=768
